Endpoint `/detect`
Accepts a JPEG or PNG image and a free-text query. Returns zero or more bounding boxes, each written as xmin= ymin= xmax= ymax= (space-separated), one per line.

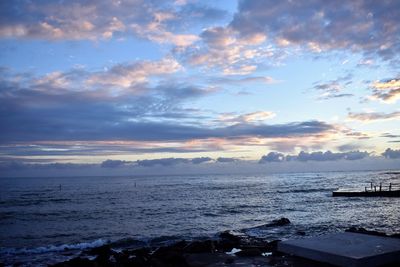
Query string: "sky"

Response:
xmin=0 ymin=0 xmax=399 ymax=176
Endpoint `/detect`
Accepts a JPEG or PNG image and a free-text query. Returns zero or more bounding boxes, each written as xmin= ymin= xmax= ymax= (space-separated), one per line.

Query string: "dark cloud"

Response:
xmin=319 ymin=93 xmax=354 ymax=100
xmin=381 ymin=133 xmax=400 ymax=138
xmin=101 ymin=159 xmax=132 ymax=168
xmin=382 ymin=148 xmax=400 ymax=159
xmin=297 ymin=151 xmax=344 ymax=161
xmin=313 ymin=74 xmax=354 ymax=100
xmin=216 ymin=157 xmax=238 ymax=163
xmin=136 ymin=157 xmax=190 ymax=167
xmin=0 ymin=70 xmax=335 ymax=143
xmin=260 ymin=150 xmax=370 ymax=163
xmin=0 ymin=143 xmax=212 ymax=157
xmin=0 ymin=117 xmax=334 ymax=142
xmin=0 ymin=161 xmax=94 ymax=171
xmin=231 ymin=0 xmax=400 ymax=60
xmin=337 ymin=144 xmax=362 ymax=152
xmin=348 ymin=111 xmax=400 ymax=121
xmin=259 ymin=152 xmax=285 ymax=163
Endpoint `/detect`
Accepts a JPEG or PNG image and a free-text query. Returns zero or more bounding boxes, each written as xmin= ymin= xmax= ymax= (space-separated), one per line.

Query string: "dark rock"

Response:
xmin=50 ymin=257 xmax=94 ymax=267
xmin=390 ymin=233 xmax=400 ymax=239
xmin=269 ymin=217 xmax=291 ymax=227
xmin=225 ymin=258 xmax=235 ymax=264
xmin=296 ymin=231 xmax=306 ymax=236
xmin=152 ymin=246 xmax=188 ymax=267
xmin=219 ymin=231 xmax=242 ymax=242
xmin=184 ymin=240 xmax=215 ymax=253
xmin=235 ymin=248 xmax=262 ymax=257
xmin=185 ymin=253 xmax=235 ymax=267
xmin=265 ymin=240 xmax=280 ymax=252
xmin=86 ymin=244 xmax=111 ymax=256
xmin=110 ymin=237 xmax=146 ymax=249
xmin=217 ymin=231 xmax=244 ymax=252
xmin=168 ymin=240 xmax=188 ymax=251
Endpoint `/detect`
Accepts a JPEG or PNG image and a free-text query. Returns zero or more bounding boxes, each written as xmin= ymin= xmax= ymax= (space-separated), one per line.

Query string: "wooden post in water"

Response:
xmin=371 ymin=182 xmax=373 ymax=190
xmin=374 ymin=186 xmax=376 ymax=192
xmin=389 ymin=183 xmax=392 ymax=191
xmin=379 ymin=183 xmax=382 ymax=192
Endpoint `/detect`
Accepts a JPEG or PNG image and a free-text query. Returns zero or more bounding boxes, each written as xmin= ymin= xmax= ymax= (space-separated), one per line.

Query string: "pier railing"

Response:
xmin=364 ymin=182 xmax=400 ymax=192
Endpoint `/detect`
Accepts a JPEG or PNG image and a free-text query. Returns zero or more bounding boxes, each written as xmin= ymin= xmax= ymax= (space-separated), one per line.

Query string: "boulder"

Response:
xmin=184 ymin=240 xmax=215 ymax=253
xmin=235 ymin=248 xmax=262 ymax=257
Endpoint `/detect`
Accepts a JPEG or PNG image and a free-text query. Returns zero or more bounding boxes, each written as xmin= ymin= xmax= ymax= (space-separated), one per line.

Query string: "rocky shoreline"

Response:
xmin=50 ymin=218 xmax=400 ymax=267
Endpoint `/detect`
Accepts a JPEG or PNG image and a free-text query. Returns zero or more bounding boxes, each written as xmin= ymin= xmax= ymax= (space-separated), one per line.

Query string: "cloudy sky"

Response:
xmin=1 ymin=0 xmax=399 ymax=175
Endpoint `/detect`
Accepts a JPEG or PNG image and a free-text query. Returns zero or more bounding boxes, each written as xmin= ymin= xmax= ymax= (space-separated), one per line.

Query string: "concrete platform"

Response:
xmin=277 ymin=232 xmax=400 ymax=267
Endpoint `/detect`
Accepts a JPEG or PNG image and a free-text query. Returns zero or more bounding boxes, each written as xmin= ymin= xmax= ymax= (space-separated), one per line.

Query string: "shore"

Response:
xmin=49 ymin=218 xmax=400 ymax=267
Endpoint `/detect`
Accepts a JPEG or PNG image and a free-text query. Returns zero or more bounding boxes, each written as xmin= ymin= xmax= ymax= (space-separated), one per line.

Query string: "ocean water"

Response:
xmin=1 ymin=170 xmax=399 ymax=266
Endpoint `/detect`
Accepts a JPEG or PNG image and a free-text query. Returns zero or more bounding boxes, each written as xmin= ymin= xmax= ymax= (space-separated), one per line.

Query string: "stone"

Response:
xmin=235 ymin=248 xmax=262 ymax=257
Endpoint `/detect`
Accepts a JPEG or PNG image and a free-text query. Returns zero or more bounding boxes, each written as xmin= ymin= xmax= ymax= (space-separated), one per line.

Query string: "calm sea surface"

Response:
xmin=1 ymin=171 xmax=399 ymax=266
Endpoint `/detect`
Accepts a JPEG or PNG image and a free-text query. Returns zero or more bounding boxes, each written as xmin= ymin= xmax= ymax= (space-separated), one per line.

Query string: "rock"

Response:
xmin=265 ymin=240 xmax=280 ymax=252
xmin=390 ymin=233 xmax=400 ymax=239
xmin=184 ymin=240 xmax=215 ymax=253
xmin=296 ymin=231 xmax=306 ymax=236
xmin=225 ymin=258 xmax=235 ymax=264
xmin=86 ymin=244 xmax=111 ymax=256
xmin=168 ymin=240 xmax=188 ymax=251
xmin=235 ymin=248 xmax=262 ymax=257
xmin=185 ymin=253 xmax=235 ymax=266
xmin=219 ymin=231 xmax=242 ymax=242
xmin=50 ymin=257 xmax=94 ymax=267
xmin=151 ymin=246 xmax=188 ymax=267
xmin=269 ymin=217 xmax=291 ymax=227
xmin=218 ymin=231 xmax=245 ymax=252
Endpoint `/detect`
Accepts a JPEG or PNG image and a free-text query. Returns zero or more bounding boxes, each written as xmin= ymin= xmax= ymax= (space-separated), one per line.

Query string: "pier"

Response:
xmin=332 ymin=182 xmax=400 ymax=197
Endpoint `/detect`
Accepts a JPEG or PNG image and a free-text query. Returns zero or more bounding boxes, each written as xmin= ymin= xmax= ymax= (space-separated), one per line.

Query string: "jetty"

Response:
xmin=278 ymin=232 xmax=400 ymax=267
xmin=332 ymin=182 xmax=400 ymax=197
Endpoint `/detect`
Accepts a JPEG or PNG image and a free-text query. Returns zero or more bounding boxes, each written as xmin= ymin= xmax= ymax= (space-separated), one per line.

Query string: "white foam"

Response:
xmin=2 ymin=239 xmax=108 ymax=255
xmin=226 ymin=248 xmax=241 ymax=255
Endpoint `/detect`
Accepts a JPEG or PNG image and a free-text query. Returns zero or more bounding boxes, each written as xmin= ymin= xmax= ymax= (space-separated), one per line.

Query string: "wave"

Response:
xmin=276 ymin=188 xmax=332 ymax=193
xmin=1 ymin=239 xmax=108 ymax=255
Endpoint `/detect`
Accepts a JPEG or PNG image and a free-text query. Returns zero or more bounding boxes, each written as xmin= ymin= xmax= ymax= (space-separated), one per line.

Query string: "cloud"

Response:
xmin=0 ymin=68 xmax=336 ymax=143
xmin=183 ymin=25 xmax=277 ymax=75
xmin=101 ymin=156 xmax=214 ymax=168
xmin=217 ymin=111 xmax=276 ymax=125
xmin=337 ymin=143 xmax=363 ymax=152
xmin=211 ymin=76 xmax=279 ymax=86
xmin=381 ymin=133 xmax=400 ymax=139
xmin=369 ymin=78 xmax=400 ymax=103
xmin=191 ymin=157 xmax=213 ymax=164
xmin=0 ymin=1 xmax=226 ymax=45
xmin=230 ymin=0 xmax=400 ymax=60
xmin=382 ymin=148 xmax=400 ymax=159
xmin=86 ymin=58 xmax=182 ymax=90
xmin=216 ymin=157 xmax=238 ymax=163
xmin=136 ymin=157 xmax=190 ymax=167
xmin=259 ymin=150 xmax=370 ymax=163
xmin=259 ymin=152 xmax=285 ymax=163
xmin=101 ymin=159 xmax=132 ymax=168
xmin=348 ymin=111 xmax=400 ymax=122
xmin=314 ymin=74 xmax=354 ymax=100
xmin=130 ymin=11 xmax=200 ymax=47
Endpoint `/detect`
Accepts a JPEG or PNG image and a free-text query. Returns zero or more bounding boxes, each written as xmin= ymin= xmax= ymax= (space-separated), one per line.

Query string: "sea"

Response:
xmin=1 ymin=170 xmax=399 ymax=266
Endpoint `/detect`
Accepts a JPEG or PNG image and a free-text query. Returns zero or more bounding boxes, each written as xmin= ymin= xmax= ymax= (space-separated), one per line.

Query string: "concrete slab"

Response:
xmin=277 ymin=232 xmax=400 ymax=267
